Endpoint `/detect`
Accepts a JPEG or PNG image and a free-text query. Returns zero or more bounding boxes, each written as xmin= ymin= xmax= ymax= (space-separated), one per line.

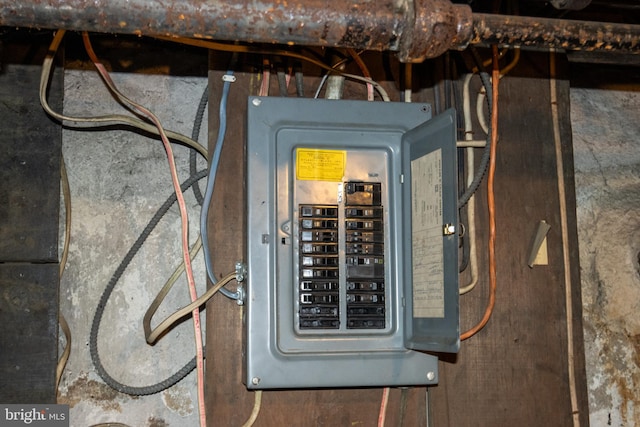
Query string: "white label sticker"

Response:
xmin=411 ymin=148 xmax=444 ymax=318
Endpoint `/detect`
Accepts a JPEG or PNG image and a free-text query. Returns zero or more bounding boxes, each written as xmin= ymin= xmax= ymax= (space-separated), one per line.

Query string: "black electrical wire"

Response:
xmin=277 ymin=69 xmax=288 ymax=97
xmin=459 ymin=218 xmax=470 ymax=273
xmin=189 ymin=84 xmax=209 ymax=206
xmin=444 ymin=53 xmax=452 ymax=110
xmin=451 ymin=61 xmax=465 ymax=142
xmin=90 ymin=169 xmax=207 ymax=396
xmin=458 ymin=148 xmax=470 ymax=273
xmin=457 ymin=48 xmax=493 ymax=209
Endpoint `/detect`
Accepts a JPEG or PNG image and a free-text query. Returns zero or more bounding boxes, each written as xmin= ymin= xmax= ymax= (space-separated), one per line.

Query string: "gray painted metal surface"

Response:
xmin=245 ymin=97 xmax=458 ymax=389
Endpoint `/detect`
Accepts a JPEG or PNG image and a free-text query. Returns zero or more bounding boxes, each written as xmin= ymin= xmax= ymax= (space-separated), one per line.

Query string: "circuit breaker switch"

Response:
xmin=345 ymin=182 xmax=382 ymax=205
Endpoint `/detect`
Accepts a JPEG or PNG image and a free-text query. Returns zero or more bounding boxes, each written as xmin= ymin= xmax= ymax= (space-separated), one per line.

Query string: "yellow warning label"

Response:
xmin=296 ymin=148 xmax=346 ymax=182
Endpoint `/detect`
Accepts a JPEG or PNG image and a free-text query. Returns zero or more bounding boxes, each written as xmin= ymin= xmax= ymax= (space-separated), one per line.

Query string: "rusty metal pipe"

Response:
xmin=471 ymin=13 xmax=640 ymax=54
xmin=1 ymin=0 xmax=640 ymax=61
xmin=0 ymin=0 xmax=408 ymax=50
xmin=0 ymin=0 xmax=471 ymax=60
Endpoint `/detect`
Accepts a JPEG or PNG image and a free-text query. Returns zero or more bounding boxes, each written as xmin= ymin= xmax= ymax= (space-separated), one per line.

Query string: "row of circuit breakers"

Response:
xmin=245 ymin=97 xmax=459 ymax=389
xmin=299 ymin=183 xmax=385 ymax=330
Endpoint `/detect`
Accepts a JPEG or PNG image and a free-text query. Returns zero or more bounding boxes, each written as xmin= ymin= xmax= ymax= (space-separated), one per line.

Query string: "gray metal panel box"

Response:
xmin=245 ymin=97 xmax=458 ymax=389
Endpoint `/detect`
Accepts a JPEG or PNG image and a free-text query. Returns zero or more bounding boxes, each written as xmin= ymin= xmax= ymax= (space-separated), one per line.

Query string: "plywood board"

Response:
xmin=205 ymin=51 xmax=589 ymax=426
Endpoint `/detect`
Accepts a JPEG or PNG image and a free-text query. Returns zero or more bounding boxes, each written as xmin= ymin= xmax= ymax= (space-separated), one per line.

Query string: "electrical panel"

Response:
xmin=245 ymin=97 xmax=459 ymax=389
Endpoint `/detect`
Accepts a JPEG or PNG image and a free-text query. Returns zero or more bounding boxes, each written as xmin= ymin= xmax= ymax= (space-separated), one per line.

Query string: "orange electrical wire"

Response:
xmin=460 ymin=44 xmax=500 ymax=341
xmin=81 ymin=33 xmax=207 ymax=427
xmin=346 ymin=48 xmax=375 ymax=101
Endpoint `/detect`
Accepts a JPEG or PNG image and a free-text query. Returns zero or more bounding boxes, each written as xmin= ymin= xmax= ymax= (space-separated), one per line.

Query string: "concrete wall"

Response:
xmin=571 ymin=85 xmax=640 ymax=426
xmin=58 ymin=70 xmax=208 ymax=426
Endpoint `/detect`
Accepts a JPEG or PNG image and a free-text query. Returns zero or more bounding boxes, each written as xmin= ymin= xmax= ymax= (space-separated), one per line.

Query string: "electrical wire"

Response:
xmin=56 ymin=313 xmax=71 ymax=391
xmin=241 ymin=390 xmax=263 ymax=427
xmin=377 ymin=387 xmax=390 ymax=427
xmin=45 ymin=29 xmax=213 ymax=404
xmin=154 ymin=35 xmax=391 ymax=102
xmin=460 ymin=44 xmax=499 ymax=341
xmin=450 ymin=58 xmax=470 ymax=275
xmin=81 ymin=33 xmax=207 ymax=427
xmin=459 ymin=48 xmax=519 ymax=294
xmin=459 ymin=73 xmax=480 ymax=295
xmin=67 ymin=30 xmax=210 ymax=395
xmin=347 ymin=48 xmax=374 ymax=101
xmin=260 ymin=57 xmax=270 ymax=97
xmin=481 ymin=48 xmax=508 ymax=69
xmin=277 ymin=68 xmax=288 ymax=97
xmin=200 ymin=58 xmax=242 ymax=300
xmin=59 ymin=158 xmax=71 ymax=280
xmin=90 ymin=170 xmax=208 ymax=396
xmin=404 ymin=63 xmax=412 ymax=103
xmin=475 ymin=49 xmax=521 ymax=136
xmin=146 ymin=272 xmax=237 ymax=344
xmin=189 ymin=84 xmax=209 ymax=205
xmin=285 ymin=65 xmax=293 ymax=89
xmin=143 ymin=236 xmax=203 ymax=344
xmin=313 ymin=57 xmax=350 ymax=99
xmin=476 ymin=87 xmax=489 ymax=135
xmin=457 ymin=139 xmax=486 ymax=148
xmin=500 ymin=48 xmax=521 ymax=77
xmin=457 ymin=49 xmax=493 ymax=209
xmin=549 ymin=49 xmax=580 ymax=427
xmin=314 ymin=74 xmax=329 ymax=99
xmin=294 ymin=64 xmax=305 ymax=97
xmin=56 ymin=157 xmax=72 ymax=392
xmin=40 ymin=30 xmax=207 ymax=161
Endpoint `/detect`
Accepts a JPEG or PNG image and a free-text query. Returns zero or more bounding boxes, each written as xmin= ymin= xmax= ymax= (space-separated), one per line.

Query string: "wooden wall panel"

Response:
xmin=205 ymin=51 xmax=589 ymax=426
xmin=204 ymin=53 xmax=423 ymax=426
xmin=0 ymin=264 xmax=59 ymax=403
xmin=429 ymin=52 xmax=589 ymax=426
xmin=0 ymin=63 xmax=62 ymax=262
xmin=0 ymin=54 xmax=62 ymax=404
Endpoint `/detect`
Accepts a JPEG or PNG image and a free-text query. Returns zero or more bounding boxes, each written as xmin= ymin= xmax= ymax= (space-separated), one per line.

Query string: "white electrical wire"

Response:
xmin=550 ymin=49 xmax=580 ymax=427
xmin=154 ymin=35 xmax=391 ymax=102
xmin=241 ymin=390 xmax=263 ymax=427
xmin=476 ymin=88 xmax=490 ymax=136
xmin=460 ymin=49 xmax=522 ymax=294
xmin=459 ymin=73 xmax=479 ymax=295
xmin=457 ymin=140 xmax=486 ymax=148
xmin=39 ymin=30 xmax=207 ymax=160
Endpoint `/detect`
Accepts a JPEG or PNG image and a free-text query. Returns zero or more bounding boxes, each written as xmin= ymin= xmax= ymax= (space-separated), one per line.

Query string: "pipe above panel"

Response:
xmin=0 ymin=0 xmax=639 ymax=61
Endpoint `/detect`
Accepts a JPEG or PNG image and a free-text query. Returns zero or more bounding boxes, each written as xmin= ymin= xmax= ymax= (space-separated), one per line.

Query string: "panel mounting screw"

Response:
xmin=252 ymin=98 xmax=262 ymax=107
xmin=251 ymin=377 xmax=260 ymax=385
xmin=426 ymin=371 xmax=435 ymax=381
xmin=443 ymin=224 xmax=456 ymax=236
